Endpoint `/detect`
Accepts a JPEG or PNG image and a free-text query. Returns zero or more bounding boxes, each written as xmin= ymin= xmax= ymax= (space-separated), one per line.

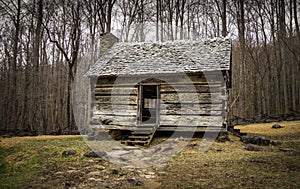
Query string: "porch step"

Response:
xmin=129 ymin=127 xmax=153 ymax=132
xmin=127 ymin=140 xmax=148 ymax=144
xmin=128 ymin=135 xmax=150 ymax=139
xmin=120 ymin=126 xmax=157 ymax=146
xmin=131 ymin=131 xmax=152 ymax=135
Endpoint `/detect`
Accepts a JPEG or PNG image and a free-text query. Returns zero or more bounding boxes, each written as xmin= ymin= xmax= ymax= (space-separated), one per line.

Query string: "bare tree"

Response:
xmin=215 ymin=0 xmax=227 ymax=37
xmin=1 ymin=0 xmax=299 ymax=134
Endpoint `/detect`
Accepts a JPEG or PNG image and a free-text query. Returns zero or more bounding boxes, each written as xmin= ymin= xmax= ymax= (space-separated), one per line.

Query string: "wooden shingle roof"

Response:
xmin=86 ymin=38 xmax=231 ymax=77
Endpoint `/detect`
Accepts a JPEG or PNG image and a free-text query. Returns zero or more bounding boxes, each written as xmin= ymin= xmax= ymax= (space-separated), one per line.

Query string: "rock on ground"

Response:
xmin=84 ymin=151 xmax=107 ymax=158
xmin=216 ymin=132 xmax=230 ymax=143
xmin=241 ymin=135 xmax=270 ymax=146
xmin=272 ymin=124 xmax=283 ymax=129
xmin=62 ymin=150 xmax=77 ymax=157
xmin=244 ymin=144 xmax=263 ymax=151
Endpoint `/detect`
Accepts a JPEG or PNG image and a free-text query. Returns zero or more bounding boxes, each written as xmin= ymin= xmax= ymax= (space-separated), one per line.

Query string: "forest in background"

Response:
xmin=0 ymin=0 xmax=299 ymax=134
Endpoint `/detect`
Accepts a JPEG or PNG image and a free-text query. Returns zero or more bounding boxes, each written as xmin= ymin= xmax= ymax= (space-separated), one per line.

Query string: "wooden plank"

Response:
xmin=95 ymin=95 xmax=138 ymax=104
xmin=157 ymin=126 xmax=226 ymax=132
xmin=160 ymin=101 xmax=223 ymax=115
xmin=95 ymin=102 xmax=137 ymax=106
xmin=160 ymin=84 xmax=225 ymax=93
xmin=96 ymin=81 xmax=224 ymax=87
xmin=96 ymin=104 xmax=137 ymax=111
xmin=95 ymin=87 xmax=138 ymax=95
xmin=146 ymin=127 xmax=157 ymax=146
xmin=94 ymin=109 xmax=137 ymax=116
xmin=96 ymin=115 xmax=137 ymax=126
xmin=128 ymin=135 xmax=150 ymax=139
xmin=102 ymin=125 xmax=137 ymax=130
xmin=126 ymin=140 xmax=148 ymax=144
xmin=159 ymin=115 xmax=224 ymax=121
xmin=160 ymin=109 xmax=222 ymax=115
xmin=159 ymin=121 xmax=223 ymax=127
xmin=95 ymin=85 xmax=138 ymax=89
xmin=159 ymin=115 xmax=223 ymax=126
xmin=96 ymin=74 xmax=225 ymax=87
xmin=160 ymin=103 xmax=223 ymax=111
xmin=94 ymin=111 xmax=136 ymax=117
xmin=105 ymin=125 xmax=128 ymax=130
xmin=160 ymin=92 xmax=226 ymax=103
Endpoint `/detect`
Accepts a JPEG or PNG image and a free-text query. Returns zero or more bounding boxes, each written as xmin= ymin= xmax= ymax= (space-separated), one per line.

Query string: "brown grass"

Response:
xmin=159 ymin=121 xmax=300 ymax=188
xmin=1 ymin=121 xmax=300 ymax=189
xmin=235 ymin=120 xmax=300 ymax=137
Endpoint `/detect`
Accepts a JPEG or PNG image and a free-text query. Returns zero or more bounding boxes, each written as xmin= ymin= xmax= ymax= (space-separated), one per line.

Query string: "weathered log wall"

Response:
xmin=92 ymin=84 xmax=138 ymax=127
xmin=158 ymin=76 xmax=226 ymax=127
xmin=91 ymin=73 xmax=227 ymax=130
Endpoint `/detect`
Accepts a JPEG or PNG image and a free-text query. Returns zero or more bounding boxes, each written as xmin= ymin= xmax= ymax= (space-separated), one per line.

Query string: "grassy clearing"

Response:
xmin=0 ymin=121 xmax=300 ymax=188
xmin=0 ymin=136 xmax=89 ymax=189
xmin=236 ymin=120 xmax=300 ymax=151
xmin=159 ymin=121 xmax=300 ymax=188
xmin=235 ymin=120 xmax=300 ymax=136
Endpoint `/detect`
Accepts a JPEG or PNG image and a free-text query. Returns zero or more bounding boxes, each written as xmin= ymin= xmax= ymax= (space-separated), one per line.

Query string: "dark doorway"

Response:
xmin=140 ymin=85 xmax=158 ymax=124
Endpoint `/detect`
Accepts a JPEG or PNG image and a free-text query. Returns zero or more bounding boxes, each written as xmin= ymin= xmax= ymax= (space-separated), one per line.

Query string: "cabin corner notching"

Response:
xmin=86 ymin=34 xmax=232 ymax=138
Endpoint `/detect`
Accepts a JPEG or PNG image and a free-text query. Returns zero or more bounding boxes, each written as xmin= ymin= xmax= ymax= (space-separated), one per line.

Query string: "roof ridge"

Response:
xmin=114 ymin=37 xmax=231 ymax=46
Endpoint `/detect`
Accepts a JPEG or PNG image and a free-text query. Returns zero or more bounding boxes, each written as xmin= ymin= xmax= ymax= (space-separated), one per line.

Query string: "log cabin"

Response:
xmin=85 ymin=33 xmax=232 ymax=145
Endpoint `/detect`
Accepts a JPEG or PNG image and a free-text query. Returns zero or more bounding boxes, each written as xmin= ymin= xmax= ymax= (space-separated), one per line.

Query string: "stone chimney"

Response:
xmin=99 ymin=33 xmax=119 ymax=56
xmin=87 ymin=33 xmax=119 ymax=130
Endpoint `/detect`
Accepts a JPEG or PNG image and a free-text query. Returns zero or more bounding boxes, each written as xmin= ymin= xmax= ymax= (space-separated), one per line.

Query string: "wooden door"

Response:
xmin=139 ymin=85 xmax=159 ymax=125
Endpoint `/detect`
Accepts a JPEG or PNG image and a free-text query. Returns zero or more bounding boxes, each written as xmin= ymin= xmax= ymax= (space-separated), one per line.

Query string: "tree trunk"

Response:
xmin=236 ymin=0 xmax=246 ymax=118
xmin=292 ymin=0 xmax=299 ymax=111
xmin=106 ymin=0 xmax=115 ymax=32
xmin=294 ymin=0 xmax=300 ymax=38
xmin=278 ymin=0 xmax=289 ymax=113
xmin=160 ymin=0 xmax=164 ymax=42
xmin=10 ymin=0 xmax=22 ymax=131
xmin=180 ymin=0 xmax=185 ymax=39
xmin=31 ymin=0 xmax=43 ymax=132
xmin=175 ymin=0 xmax=180 ymax=40
xmin=156 ymin=0 xmax=160 ymax=41
xmin=221 ymin=0 xmax=227 ymax=37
